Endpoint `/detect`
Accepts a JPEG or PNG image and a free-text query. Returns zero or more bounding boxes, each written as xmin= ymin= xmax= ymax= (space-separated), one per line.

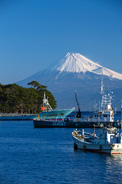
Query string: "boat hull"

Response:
xmin=33 ymin=119 xmax=103 ymax=128
xmin=33 ymin=118 xmax=119 ymax=128
xmin=39 ymin=108 xmax=74 ymax=119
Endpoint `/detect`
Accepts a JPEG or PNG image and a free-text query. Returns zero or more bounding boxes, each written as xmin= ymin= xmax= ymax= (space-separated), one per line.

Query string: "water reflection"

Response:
xmin=111 ymin=154 xmax=122 ymax=160
xmin=101 ymin=154 xmax=122 ymax=184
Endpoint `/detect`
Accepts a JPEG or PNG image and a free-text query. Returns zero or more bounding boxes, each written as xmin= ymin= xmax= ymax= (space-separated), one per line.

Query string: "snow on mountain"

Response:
xmin=52 ymin=53 xmax=122 ymax=80
xmin=17 ymin=52 xmax=122 ymax=109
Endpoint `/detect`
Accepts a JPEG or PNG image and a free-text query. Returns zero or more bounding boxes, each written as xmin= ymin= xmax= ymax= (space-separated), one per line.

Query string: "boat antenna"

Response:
xmin=100 ymin=77 xmax=104 ymax=95
xmin=75 ymin=91 xmax=81 ymax=118
xmin=93 ymin=124 xmax=95 ymax=136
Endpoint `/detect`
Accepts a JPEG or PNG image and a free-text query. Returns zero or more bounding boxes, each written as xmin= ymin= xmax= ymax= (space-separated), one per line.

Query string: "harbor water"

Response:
xmin=0 ymin=119 xmax=122 ymax=183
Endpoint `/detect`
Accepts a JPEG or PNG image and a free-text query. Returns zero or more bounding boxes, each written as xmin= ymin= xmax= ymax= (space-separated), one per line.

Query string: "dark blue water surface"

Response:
xmin=0 ymin=121 xmax=122 ymax=184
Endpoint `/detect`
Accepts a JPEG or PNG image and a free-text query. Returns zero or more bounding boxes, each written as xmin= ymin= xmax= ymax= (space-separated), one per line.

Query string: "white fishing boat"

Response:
xmin=72 ymin=127 xmax=122 ymax=154
xmin=77 ymin=92 xmax=114 ymax=124
xmin=72 ymin=101 xmax=122 ymax=154
xmin=73 ymin=80 xmax=120 ymax=128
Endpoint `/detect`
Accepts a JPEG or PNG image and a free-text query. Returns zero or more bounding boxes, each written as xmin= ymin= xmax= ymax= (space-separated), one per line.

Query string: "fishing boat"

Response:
xmin=72 ymin=101 xmax=122 ymax=154
xmin=73 ymin=92 xmax=115 ymax=127
xmin=72 ymin=126 xmax=122 ymax=154
xmin=34 ymin=85 xmax=120 ymax=128
xmin=71 ymin=80 xmax=120 ymax=128
xmin=33 ymin=93 xmax=75 ymax=128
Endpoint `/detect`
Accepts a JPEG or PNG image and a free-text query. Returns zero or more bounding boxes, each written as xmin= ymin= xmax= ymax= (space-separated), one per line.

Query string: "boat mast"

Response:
xmin=43 ymin=92 xmax=53 ymax=111
xmin=100 ymin=77 xmax=113 ymax=111
xmin=75 ymin=91 xmax=81 ymax=118
xmin=100 ymin=77 xmax=104 ymax=110
xmin=100 ymin=77 xmax=104 ymax=95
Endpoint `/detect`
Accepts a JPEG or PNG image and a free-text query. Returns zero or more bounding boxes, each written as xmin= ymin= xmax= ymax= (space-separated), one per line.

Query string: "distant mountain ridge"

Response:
xmin=17 ymin=53 xmax=122 ymax=110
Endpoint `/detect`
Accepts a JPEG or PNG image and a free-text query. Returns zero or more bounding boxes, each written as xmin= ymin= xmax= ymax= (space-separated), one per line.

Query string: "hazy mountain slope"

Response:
xmin=17 ymin=53 xmax=122 ymax=110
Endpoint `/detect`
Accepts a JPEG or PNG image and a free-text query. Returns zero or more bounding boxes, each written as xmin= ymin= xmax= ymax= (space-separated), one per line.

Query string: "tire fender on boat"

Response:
xmin=83 ymin=145 xmax=86 ymax=149
xmin=74 ymin=142 xmax=78 ymax=150
xmin=99 ymin=145 xmax=102 ymax=150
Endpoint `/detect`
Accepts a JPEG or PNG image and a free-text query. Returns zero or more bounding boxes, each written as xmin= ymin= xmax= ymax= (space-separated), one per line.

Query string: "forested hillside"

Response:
xmin=0 ymin=81 xmax=57 ymax=113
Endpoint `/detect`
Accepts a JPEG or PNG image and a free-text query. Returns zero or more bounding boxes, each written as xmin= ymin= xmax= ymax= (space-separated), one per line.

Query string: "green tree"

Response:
xmin=0 ymin=81 xmax=57 ymax=113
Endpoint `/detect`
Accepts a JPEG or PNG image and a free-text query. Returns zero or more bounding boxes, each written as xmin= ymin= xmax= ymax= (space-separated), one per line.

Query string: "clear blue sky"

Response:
xmin=0 ymin=0 xmax=122 ymax=84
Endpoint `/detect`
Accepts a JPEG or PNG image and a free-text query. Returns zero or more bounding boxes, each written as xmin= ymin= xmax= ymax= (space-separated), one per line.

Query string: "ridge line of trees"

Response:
xmin=0 ymin=81 xmax=57 ymax=113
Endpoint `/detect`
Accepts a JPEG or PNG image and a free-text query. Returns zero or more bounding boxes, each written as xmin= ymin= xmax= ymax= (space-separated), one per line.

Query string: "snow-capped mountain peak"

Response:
xmin=52 ymin=53 xmax=122 ymax=80
xmin=17 ymin=52 xmax=122 ymax=110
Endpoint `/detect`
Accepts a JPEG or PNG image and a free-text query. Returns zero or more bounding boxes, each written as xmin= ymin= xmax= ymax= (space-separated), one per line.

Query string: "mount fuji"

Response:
xmin=52 ymin=53 xmax=122 ymax=80
xmin=17 ymin=53 xmax=122 ymax=110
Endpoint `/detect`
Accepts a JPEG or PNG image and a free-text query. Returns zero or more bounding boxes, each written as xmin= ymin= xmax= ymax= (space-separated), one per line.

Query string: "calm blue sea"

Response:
xmin=0 ymin=112 xmax=122 ymax=184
